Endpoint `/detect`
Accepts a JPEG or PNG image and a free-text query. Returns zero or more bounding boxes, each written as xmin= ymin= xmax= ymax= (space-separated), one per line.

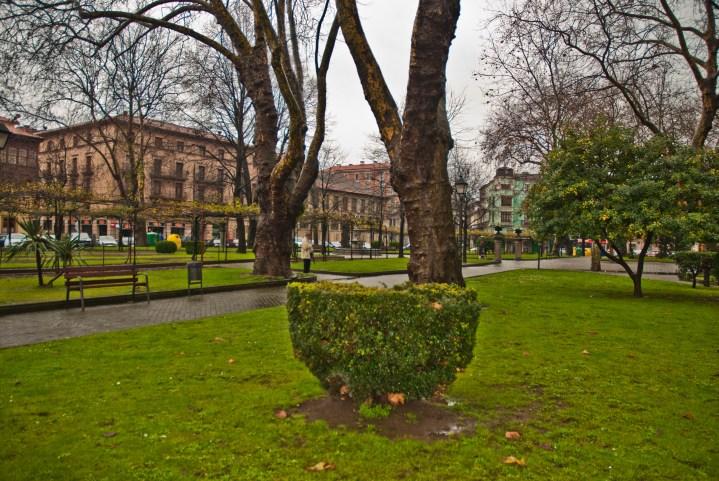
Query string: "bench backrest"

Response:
xmin=64 ymin=267 xmax=138 ymax=279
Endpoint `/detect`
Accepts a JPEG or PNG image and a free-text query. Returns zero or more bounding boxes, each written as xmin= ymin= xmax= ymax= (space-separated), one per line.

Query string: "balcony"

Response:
xmin=151 ymin=170 xmax=187 ymax=181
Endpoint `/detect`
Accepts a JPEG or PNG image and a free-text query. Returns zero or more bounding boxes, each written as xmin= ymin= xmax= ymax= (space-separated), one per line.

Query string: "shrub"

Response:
xmin=370 ymin=240 xmax=381 ymax=249
xmin=287 ymin=281 xmax=481 ymax=402
xmin=155 ymin=240 xmax=178 ymax=254
xmin=185 ymin=241 xmax=206 ymax=256
xmin=388 ymin=241 xmax=401 ymax=250
xmin=674 ymin=251 xmax=715 ymax=288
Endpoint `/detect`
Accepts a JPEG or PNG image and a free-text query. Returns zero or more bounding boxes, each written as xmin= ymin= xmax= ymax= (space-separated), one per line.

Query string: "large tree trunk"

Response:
xmin=247 ymin=218 xmax=257 ymax=249
xmin=253 ymin=211 xmax=293 ymax=278
xmin=134 ymin=218 xmax=147 ymax=247
xmin=336 ymin=0 xmax=463 ymax=284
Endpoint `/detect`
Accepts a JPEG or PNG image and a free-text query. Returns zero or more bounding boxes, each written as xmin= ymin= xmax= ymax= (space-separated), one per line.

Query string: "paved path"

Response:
xmin=0 ymin=287 xmax=285 ymax=349
xmin=0 ymin=257 xmax=680 ymax=349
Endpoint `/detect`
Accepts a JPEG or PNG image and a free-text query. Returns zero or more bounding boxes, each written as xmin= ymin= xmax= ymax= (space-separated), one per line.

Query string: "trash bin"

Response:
xmin=187 ymin=262 xmax=203 ymax=295
xmin=147 ymin=232 xmax=159 ymax=246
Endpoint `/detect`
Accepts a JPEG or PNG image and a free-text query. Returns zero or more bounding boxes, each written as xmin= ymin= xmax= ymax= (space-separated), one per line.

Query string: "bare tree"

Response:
xmin=4 ymin=0 xmax=340 ymax=277
xmin=506 ymin=0 xmax=718 ymax=149
xmin=24 ymin=26 xmax=185 ymax=246
xmin=336 ymin=0 xmax=463 ymax=285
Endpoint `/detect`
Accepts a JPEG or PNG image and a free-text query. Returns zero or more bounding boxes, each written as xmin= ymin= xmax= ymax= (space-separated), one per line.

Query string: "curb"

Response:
xmin=0 ymin=275 xmax=316 ymax=317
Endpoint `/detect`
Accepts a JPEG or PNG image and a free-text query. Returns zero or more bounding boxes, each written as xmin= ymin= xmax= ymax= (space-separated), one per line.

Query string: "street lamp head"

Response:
xmin=455 ymin=175 xmax=468 ymax=195
xmin=0 ymin=122 xmax=11 ymax=150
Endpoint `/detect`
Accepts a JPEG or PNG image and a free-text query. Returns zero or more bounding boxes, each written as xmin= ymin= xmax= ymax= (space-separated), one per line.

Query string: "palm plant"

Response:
xmin=4 ymin=218 xmax=49 ymax=286
xmin=46 ymin=236 xmax=86 ymax=271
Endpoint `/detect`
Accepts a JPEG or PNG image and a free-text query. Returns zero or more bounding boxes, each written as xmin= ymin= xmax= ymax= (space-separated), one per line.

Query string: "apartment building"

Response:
xmin=38 ymin=116 xmax=245 ymax=241
xmin=303 ymin=161 xmax=405 ymax=246
xmin=475 ymin=167 xmax=539 ymax=232
xmin=0 ymin=116 xmax=43 ymax=234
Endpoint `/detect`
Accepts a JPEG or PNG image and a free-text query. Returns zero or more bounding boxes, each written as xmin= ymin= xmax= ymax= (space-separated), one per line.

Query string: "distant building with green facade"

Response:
xmin=474 ymin=167 xmax=539 ymax=231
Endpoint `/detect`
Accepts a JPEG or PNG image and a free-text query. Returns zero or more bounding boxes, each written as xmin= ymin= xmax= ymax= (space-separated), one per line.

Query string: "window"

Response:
xmin=84 ymin=156 xmax=92 ymax=174
xmin=47 ymin=140 xmax=55 ymax=151
xmin=17 ymin=149 xmax=27 ymax=166
xmin=360 ymin=199 xmax=366 ymax=213
xmin=176 ymin=141 xmax=184 ymax=152
xmin=217 ymin=169 xmax=224 ymax=184
xmin=175 ymin=182 xmax=184 ymax=200
xmin=354 ymin=173 xmax=359 ymax=181
xmin=198 ymin=165 xmax=206 ymax=180
xmin=175 ymin=162 xmax=184 ymax=177
xmin=501 ymin=195 xmax=512 ymax=207
xmin=501 ymin=212 xmax=512 ymax=224
xmin=351 ymin=198 xmax=358 ymax=212
xmin=152 ymin=180 xmax=162 ymax=196
xmin=72 ymin=135 xmax=80 ymax=147
xmin=7 ymin=147 xmax=17 ymax=164
xmin=198 ymin=145 xmax=206 ymax=156
xmin=71 ymin=157 xmax=78 ymax=175
xmin=155 ymin=137 xmax=164 ymax=148
xmin=342 ymin=197 xmax=348 ymax=211
xmin=153 ymin=158 xmax=162 ymax=175
xmin=197 ymin=186 xmax=205 ymax=201
xmin=501 ymin=183 xmax=511 ymax=190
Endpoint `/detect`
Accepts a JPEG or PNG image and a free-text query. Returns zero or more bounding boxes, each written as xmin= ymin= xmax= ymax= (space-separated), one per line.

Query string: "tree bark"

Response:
xmin=35 ymin=247 xmax=44 ymax=287
xmin=336 ymin=0 xmax=463 ymax=284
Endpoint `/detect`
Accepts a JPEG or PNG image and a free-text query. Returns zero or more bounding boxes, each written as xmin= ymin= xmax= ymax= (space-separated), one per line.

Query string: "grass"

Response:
xmin=292 ymin=256 xmax=496 ymax=274
xmin=0 ymin=246 xmax=254 ymax=269
xmin=0 ymin=271 xmax=717 ymax=480
xmin=0 ymin=266 xmax=272 ymax=305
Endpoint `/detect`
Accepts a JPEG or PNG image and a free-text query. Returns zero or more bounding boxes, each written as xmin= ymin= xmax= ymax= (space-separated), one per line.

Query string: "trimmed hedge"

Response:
xmin=184 ymin=241 xmax=206 ymax=256
xmin=287 ymin=281 xmax=481 ymax=402
xmin=154 ymin=240 xmax=178 ymax=254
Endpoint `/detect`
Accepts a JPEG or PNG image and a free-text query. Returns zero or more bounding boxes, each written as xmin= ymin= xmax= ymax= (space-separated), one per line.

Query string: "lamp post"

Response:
xmin=455 ymin=176 xmax=468 ymax=263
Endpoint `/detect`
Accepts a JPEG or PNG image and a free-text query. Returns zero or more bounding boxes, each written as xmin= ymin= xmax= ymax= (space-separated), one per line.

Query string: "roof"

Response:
xmin=0 ymin=116 xmax=44 ymax=141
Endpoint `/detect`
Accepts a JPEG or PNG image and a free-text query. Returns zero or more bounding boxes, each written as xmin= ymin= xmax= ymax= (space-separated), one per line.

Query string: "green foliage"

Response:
xmin=3 ymin=218 xmax=49 ymax=286
xmin=674 ymin=251 xmax=716 ymax=287
xmin=358 ymin=402 xmax=392 ymax=420
xmin=154 ymin=240 xmax=178 ymax=254
xmin=45 ymin=236 xmax=85 ymax=270
xmin=370 ymin=240 xmax=381 ymax=249
xmin=184 ymin=241 xmax=206 ymax=256
xmin=287 ymin=281 xmax=481 ymax=401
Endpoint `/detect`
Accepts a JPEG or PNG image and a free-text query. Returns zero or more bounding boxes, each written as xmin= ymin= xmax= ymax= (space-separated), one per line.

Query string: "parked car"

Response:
xmin=97 ymin=235 xmax=118 ymax=246
xmin=71 ymin=232 xmax=93 ymax=246
xmin=120 ymin=236 xmax=135 ymax=246
xmin=208 ymin=238 xmax=223 ymax=247
xmin=328 ymin=241 xmax=342 ymax=249
xmin=1 ymin=233 xmax=28 ymax=247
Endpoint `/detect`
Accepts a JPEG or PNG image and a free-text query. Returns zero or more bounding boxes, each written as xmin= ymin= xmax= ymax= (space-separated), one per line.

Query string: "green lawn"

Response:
xmin=1 ymin=270 xmax=717 ymax=479
xmin=0 ymin=246 xmax=254 ymax=269
xmin=293 ymin=257 xmax=496 ymax=274
xmin=0 ymin=266 xmax=272 ymax=305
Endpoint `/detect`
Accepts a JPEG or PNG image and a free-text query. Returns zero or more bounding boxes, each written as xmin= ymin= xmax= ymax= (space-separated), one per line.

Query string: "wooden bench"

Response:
xmin=64 ymin=267 xmax=150 ymax=311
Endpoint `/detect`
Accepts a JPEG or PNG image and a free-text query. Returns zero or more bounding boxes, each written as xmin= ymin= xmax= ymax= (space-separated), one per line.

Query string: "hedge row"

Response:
xmin=154 ymin=240 xmax=178 ymax=254
xmin=287 ymin=281 xmax=481 ymax=402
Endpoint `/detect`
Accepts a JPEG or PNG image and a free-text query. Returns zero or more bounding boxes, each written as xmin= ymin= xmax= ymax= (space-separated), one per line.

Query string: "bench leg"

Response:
xmin=80 ymin=281 xmax=85 ymax=312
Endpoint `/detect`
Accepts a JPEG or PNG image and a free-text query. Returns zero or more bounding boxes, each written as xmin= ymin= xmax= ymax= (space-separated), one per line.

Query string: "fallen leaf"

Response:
xmin=102 ymin=431 xmax=117 ymax=438
xmin=430 ymin=302 xmax=443 ymax=310
xmin=502 ymin=456 xmax=526 ymax=466
xmin=387 ymin=392 xmax=405 ymax=406
xmin=682 ymin=411 xmax=694 ymax=420
xmin=275 ymin=409 xmax=288 ymax=419
xmin=581 ymin=350 xmax=590 ymax=355
xmin=339 ymin=385 xmax=351 ymax=396
xmin=212 ymin=337 xmax=226 ymax=343
xmin=227 ymin=358 xmax=236 ymax=365
xmin=505 ymin=431 xmax=521 ymax=440
xmin=306 ymin=461 xmax=335 ymax=472
xmin=522 ymin=351 xmax=530 ymax=357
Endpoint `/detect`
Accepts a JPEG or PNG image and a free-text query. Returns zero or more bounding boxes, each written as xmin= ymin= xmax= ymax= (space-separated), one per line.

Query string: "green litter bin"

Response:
xmin=146 ymin=232 xmax=159 ymax=246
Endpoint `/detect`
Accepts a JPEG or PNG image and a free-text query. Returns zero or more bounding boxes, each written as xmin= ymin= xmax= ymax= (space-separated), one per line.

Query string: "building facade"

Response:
xmin=303 ymin=161 xmax=405 ymax=247
xmin=0 ymin=116 xmax=43 ymax=235
xmin=38 ymin=116 xmax=247 ymax=241
xmin=475 ymin=167 xmax=539 ymax=232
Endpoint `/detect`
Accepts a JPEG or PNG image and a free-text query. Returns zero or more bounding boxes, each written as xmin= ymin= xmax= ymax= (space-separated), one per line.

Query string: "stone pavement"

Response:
xmin=0 ymin=257 xmax=681 ymax=349
xmin=0 ymin=287 xmax=285 ymax=349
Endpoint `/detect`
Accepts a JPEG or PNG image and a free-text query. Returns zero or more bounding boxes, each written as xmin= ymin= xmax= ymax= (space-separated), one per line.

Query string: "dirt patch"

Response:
xmin=293 ymin=396 xmax=476 ymax=441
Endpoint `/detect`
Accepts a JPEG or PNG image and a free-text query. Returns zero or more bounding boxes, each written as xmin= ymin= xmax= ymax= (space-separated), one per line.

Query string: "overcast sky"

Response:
xmin=326 ymin=1 xmax=498 ymax=163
